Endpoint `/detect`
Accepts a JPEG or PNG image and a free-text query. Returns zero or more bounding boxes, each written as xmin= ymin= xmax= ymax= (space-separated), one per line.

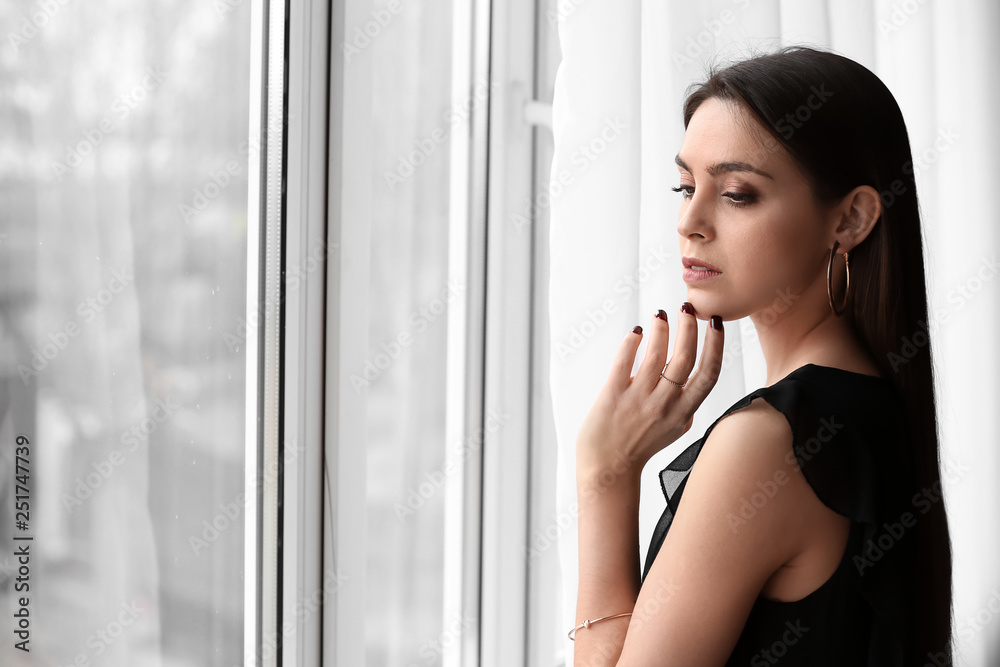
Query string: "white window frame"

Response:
xmin=282 ymin=0 xmax=331 ymax=664
xmin=244 ymin=0 xmax=284 ymax=664
xmin=259 ymin=0 xmax=557 ymax=663
xmin=245 ymin=0 xmax=330 ymax=664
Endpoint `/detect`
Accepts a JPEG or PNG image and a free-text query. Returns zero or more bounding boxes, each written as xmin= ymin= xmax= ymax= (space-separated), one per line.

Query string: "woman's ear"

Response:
xmin=832 ymin=185 xmax=882 ymax=252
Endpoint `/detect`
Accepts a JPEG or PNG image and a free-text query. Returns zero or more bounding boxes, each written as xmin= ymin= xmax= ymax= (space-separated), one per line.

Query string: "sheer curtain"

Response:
xmin=549 ymin=1 xmax=1000 ymax=664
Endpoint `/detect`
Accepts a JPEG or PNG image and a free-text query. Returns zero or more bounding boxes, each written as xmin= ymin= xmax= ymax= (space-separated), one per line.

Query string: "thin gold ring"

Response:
xmin=660 ymin=368 xmax=686 ymax=388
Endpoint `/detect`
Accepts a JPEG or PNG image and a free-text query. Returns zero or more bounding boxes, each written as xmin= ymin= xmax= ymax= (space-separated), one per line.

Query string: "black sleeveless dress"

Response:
xmin=639 ymin=364 xmax=920 ymax=666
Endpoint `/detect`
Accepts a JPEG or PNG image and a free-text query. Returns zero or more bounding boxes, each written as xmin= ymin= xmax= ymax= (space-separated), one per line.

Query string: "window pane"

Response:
xmin=0 ymin=2 xmax=252 ymax=665
xmin=527 ymin=3 xmax=564 ymax=665
xmin=364 ymin=4 xmax=454 ymax=665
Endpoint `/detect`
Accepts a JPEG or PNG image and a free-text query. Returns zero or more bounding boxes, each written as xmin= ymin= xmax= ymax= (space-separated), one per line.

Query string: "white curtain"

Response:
xmin=549 ymin=1 xmax=1000 ymax=664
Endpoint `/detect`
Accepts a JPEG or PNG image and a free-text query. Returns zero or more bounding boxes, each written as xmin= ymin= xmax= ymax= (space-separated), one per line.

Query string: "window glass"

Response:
xmin=362 ymin=3 xmax=455 ymax=664
xmin=0 ymin=2 xmax=252 ymax=665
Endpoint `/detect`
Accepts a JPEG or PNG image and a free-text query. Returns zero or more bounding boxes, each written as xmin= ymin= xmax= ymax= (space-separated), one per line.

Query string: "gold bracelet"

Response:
xmin=567 ymin=612 xmax=633 ymax=640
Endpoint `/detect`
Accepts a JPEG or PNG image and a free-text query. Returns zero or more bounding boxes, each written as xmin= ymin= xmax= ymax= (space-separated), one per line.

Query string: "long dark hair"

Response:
xmin=681 ymin=45 xmax=953 ymax=661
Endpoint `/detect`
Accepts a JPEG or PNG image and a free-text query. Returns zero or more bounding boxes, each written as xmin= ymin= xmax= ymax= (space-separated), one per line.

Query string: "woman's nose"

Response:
xmin=677 ymin=195 xmax=712 ymax=240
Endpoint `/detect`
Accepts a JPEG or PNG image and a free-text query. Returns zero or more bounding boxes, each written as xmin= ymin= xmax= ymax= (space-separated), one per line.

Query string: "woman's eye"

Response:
xmin=670 ymin=185 xmax=694 ymax=199
xmin=722 ymin=191 xmax=756 ymax=207
xmin=671 ymin=185 xmax=756 ymax=208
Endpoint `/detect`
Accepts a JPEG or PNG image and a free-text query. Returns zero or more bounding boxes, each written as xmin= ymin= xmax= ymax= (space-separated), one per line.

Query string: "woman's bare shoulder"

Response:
xmin=616 ymin=397 xmax=816 ymax=661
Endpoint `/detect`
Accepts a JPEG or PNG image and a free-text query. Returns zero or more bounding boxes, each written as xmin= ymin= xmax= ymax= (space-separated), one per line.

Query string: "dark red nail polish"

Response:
xmin=633 ymin=325 xmax=643 ymax=335
xmin=711 ymin=315 xmax=722 ymax=331
xmin=681 ymin=302 xmax=695 ymax=316
xmin=655 ymin=310 xmax=667 ymax=322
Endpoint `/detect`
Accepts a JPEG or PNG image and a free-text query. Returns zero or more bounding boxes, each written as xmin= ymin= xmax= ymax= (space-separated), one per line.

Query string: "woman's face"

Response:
xmin=675 ymin=96 xmax=832 ymax=323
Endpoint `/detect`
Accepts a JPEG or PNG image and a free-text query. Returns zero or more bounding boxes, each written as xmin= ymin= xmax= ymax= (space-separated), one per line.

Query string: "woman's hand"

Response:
xmin=576 ymin=303 xmax=725 ymax=479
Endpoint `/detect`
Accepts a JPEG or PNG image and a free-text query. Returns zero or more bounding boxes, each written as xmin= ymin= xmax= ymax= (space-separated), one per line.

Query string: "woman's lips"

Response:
xmin=682 ymin=267 xmax=722 ymax=282
xmin=681 ymin=255 xmax=721 ymax=272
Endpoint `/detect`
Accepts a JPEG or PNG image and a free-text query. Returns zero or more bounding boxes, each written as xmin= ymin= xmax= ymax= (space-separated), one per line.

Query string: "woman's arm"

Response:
xmin=574 ymin=395 xmax=822 ymax=666
xmin=571 ymin=306 xmax=724 ymax=666
xmin=572 ymin=459 xmax=643 ymax=666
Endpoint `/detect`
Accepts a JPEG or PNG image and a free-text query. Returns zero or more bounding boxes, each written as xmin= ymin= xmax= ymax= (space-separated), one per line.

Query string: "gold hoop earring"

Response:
xmin=827 ymin=240 xmax=850 ymax=316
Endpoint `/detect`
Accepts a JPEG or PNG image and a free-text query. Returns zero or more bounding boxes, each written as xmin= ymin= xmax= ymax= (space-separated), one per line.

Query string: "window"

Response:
xmin=0 ymin=1 xmax=252 ymax=664
xmin=363 ymin=1 xmax=457 ymax=663
xmin=0 ymin=0 xmax=557 ymax=664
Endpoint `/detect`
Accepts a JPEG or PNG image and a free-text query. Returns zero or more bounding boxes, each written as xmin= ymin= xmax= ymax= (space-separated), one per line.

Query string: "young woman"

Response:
xmin=570 ymin=46 xmax=954 ymax=666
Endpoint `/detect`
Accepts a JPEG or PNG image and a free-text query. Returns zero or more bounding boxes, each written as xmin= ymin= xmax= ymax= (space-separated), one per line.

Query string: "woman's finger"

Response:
xmin=678 ymin=315 xmax=725 ymax=412
xmin=605 ymin=324 xmax=645 ymax=395
xmin=656 ymin=302 xmax=699 ymax=392
xmin=634 ymin=310 xmax=670 ymax=391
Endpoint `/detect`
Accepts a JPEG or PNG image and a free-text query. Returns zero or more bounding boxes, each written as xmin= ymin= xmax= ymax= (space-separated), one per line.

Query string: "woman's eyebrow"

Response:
xmin=674 ymin=154 xmax=774 ymax=180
